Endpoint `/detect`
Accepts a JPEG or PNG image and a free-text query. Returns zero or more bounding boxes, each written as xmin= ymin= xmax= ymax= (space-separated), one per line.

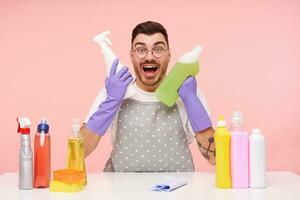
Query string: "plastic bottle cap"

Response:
xmin=217 ymin=115 xmax=227 ymax=127
xmin=252 ymin=128 xmax=261 ymax=135
xmin=38 ymin=118 xmax=49 ymax=133
xmin=232 ymin=111 xmax=244 ymax=124
xmin=178 ymin=45 xmax=203 ymax=63
xmin=193 ymin=45 xmax=203 ymax=56
xmin=72 ymin=118 xmax=81 ymax=136
xmin=40 ymin=118 xmax=47 ymax=124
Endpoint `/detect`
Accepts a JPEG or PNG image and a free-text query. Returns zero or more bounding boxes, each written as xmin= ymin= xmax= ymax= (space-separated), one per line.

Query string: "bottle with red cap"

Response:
xmin=34 ymin=119 xmax=51 ymax=188
xmin=17 ymin=117 xmax=33 ymax=190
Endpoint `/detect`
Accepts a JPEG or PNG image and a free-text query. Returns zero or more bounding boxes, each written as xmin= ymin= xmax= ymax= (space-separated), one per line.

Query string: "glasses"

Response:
xmin=132 ymin=46 xmax=167 ymax=59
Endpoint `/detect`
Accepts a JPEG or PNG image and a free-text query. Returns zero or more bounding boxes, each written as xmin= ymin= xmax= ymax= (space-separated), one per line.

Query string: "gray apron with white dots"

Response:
xmin=104 ymin=99 xmax=195 ymax=172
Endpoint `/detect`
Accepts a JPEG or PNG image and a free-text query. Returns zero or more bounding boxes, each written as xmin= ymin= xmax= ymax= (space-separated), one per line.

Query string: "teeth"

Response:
xmin=143 ymin=66 xmax=157 ymax=69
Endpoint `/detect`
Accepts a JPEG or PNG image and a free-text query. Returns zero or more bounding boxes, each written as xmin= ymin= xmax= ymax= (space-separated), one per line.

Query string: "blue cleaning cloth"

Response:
xmin=150 ymin=177 xmax=188 ymax=192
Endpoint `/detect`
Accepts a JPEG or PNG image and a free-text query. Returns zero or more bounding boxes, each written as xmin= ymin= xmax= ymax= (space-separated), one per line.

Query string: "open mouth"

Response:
xmin=143 ymin=65 xmax=158 ymax=73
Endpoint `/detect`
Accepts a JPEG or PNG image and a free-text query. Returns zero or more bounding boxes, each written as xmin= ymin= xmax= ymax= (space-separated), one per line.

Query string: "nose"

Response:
xmin=144 ymin=49 xmax=155 ymax=60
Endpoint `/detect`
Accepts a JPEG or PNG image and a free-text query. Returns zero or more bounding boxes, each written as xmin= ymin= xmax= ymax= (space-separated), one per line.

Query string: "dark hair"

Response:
xmin=131 ymin=21 xmax=169 ymax=48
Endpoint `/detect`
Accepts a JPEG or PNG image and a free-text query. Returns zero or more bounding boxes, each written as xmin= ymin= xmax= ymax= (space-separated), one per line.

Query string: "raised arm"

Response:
xmin=178 ymin=76 xmax=215 ymax=165
xmin=83 ymin=58 xmax=133 ymax=158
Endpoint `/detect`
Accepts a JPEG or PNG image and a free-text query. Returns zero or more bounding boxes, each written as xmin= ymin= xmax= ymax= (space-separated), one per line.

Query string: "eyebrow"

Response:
xmin=153 ymin=41 xmax=166 ymax=46
xmin=134 ymin=42 xmax=146 ymax=47
xmin=134 ymin=41 xmax=167 ymax=48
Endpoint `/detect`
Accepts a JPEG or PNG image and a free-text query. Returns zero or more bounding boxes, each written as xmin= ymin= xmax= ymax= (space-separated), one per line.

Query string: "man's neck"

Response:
xmin=135 ymin=80 xmax=159 ymax=92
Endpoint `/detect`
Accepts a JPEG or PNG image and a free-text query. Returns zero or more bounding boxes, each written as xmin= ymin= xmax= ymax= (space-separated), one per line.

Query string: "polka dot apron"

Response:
xmin=104 ymin=99 xmax=195 ymax=172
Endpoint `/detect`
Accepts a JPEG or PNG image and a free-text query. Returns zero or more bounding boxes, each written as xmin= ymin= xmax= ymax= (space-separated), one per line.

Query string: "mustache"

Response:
xmin=141 ymin=60 xmax=159 ymax=66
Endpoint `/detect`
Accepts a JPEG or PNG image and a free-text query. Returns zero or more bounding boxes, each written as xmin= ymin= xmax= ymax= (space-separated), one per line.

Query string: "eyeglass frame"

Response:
xmin=131 ymin=46 xmax=168 ymax=59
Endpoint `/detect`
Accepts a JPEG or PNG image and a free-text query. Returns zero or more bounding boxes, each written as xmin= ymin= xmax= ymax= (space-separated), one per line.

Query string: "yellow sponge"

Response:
xmin=50 ymin=180 xmax=84 ymax=193
xmin=53 ymin=169 xmax=85 ymax=184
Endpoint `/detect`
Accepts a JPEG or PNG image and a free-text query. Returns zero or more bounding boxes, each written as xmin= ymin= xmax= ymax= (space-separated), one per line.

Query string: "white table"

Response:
xmin=0 ymin=172 xmax=299 ymax=200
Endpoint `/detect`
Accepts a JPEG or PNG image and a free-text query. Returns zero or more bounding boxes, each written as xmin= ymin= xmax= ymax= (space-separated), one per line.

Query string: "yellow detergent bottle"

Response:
xmin=67 ymin=119 xmax=87 ymax=186
xmin=215 ymin=116 xmax=232 ymax=188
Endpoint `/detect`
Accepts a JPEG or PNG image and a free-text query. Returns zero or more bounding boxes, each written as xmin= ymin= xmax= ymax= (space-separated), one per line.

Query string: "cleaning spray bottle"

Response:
xmin=34 ymin=119 xmax=51 ymax=188
xmin=215 ymin=116 xmax=232 ymax=188
xmin=93 ymin=30 xmax=135 ymax=99
xmin=155 ymin=46 xmax=202 ymax=107
xmin=67 ymin=119 xmax=87 ymax=186
xmin=17 ymin=117 xmax=33 ymax=190
xmin=249 ymin=129 xmax=267 ymax=188
xmin=230 ymin=111 xmax=249 ymax=188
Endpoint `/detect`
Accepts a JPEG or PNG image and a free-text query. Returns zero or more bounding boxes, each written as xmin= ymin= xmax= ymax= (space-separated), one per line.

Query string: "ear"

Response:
xmin=167 ymin=48 xmax=171 ymax=62
xmin=130 ymin=49 xmax=133 ymax=63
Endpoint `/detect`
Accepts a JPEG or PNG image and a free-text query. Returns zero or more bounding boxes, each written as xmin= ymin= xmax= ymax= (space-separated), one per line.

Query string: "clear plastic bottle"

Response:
xmin=17 ymin=117 xmax=33 ymax=190
xmin=67 ymin=119 xmax=87 ymax=186
xmin=230 ymin=111 xmax=249 ymax=188
xmin=249 ymin=129 xmax=267 ymax=188
xmin=34 ymin=119 xmax=51 ymax=188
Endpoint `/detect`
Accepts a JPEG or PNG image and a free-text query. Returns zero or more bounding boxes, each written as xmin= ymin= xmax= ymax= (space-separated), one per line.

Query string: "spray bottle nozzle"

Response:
xmin=72 ymin=118 xmax=81 ymax=137
xmin=93 ymin=30 xmax=112 ymax=45
xmin=17 ymin=117 xmax=31 ymax=134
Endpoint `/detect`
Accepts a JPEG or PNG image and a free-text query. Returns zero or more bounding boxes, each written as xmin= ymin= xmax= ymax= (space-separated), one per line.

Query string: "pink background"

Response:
xmin=1 ymin=0 xmax=299 ymax=175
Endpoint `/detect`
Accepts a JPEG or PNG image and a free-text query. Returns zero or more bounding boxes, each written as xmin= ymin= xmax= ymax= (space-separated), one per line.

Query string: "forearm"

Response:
xmin=86 ymin=97 xmax=121 ymax=135
xmin=80 ymin=124 xmax=101 ymax=158
xmin=195 ymin=127 xmax=216 ymax=165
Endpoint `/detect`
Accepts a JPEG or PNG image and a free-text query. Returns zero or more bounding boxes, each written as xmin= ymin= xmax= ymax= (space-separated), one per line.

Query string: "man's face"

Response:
xmin=130 ymin=33 xmax=171 ymax=92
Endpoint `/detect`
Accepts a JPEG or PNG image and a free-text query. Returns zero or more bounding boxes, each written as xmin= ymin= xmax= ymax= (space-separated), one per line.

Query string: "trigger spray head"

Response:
xmin=93 ymin=30 xmax=112 ymax=46
xmin=17 ymin=117 xmax=31 ymax=134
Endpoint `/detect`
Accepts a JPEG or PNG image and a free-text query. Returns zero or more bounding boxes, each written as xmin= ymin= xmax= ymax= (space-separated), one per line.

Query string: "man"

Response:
xmin=81 ymin=21 xmax=215 ymax=172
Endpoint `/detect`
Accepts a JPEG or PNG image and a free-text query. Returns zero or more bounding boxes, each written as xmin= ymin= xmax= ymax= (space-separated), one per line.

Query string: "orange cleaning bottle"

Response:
xmin=34 ymin=119 xmax=51 ymax=188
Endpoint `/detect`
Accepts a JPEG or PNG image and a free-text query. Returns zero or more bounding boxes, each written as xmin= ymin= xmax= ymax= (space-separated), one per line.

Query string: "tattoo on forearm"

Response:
xmin=197 ymin=137 xmax=215 ymax=160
